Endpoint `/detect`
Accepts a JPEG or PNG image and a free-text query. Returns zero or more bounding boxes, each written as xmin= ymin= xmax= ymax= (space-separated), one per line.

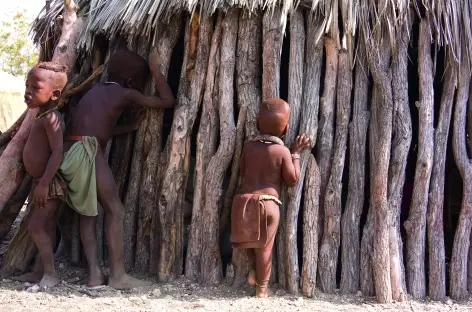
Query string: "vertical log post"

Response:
xmin=284 ymin=8 xmax=305 ymax=295
xmin=229 ymin=10 xmax=262 ymax=287
xmin=450 ymin=52 xmax=472 ymax=301
xmin=340 ymin=35 xmax=369 ymax=294
xmin=427 ymin=59 xmax=457 ymax=300
xmin=183 ymin=13 xmax=218 ymax=281
xmin=156 ymin=12 xmax=202 ymax=281
xmin=298 ymin=13 xmax=324 ymax=297
xmin=404 ymin=19 xmax=434 ymax=299
xmin=262 ymin=6 xmax=284 ymax=285
xmin=200 ymin=8 xmax=239 ymax=285
xmin=388 ymin=19 xmax=412 ymax=302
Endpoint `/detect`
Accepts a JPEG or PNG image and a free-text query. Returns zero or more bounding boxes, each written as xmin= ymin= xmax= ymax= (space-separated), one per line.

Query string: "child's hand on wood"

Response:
xmin=291 ymin=133 xmax=312 ymax=154
xmin=148 ymin=49 xmax=161 ymax=71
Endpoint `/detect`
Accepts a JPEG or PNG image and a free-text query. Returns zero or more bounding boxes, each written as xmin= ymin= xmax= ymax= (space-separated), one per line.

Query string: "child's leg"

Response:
xmin=79 ymin=215 xmax=105 ymax=286
xmin=254 ymin=201 xmax=280 ymax=298
xmin=27 ymin=198 xmax=61 ymax=288
xmin=95 ymin=150 xmax=149 ymax=289
xmin=247 ymin=249 xmax=256 ymax=286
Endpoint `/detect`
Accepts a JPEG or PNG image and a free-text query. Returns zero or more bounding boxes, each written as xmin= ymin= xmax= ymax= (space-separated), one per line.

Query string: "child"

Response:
xmin=60 ymin=49 xmax=175 ymax=289
xmin=230 ymin=98 xmax=312 ymax=298
xmin=22 ymin=62 xmax=68 ymax=288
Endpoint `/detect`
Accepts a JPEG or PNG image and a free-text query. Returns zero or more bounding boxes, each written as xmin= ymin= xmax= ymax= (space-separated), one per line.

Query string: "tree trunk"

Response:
xmin=319 ymin=50 xmax=351 ymax=293
xmin=387 ymin=19 xmax=412 ymax=302
xmin=404 ymin=20 xmax=434 ymax=299
xmin=427 ymin=61 xmax=457 ymax=300
xmin=0 ymin=111 xmax=26 ymax=148
xmin=0 ymin=204 xmax=37 ymax=276
xmin=450 ymin=59 xmax=472 ymax=301
xmin=0 ymin=175 xmax=31 ymax=242
xmin=364 ymin=30 xmax=393 ymax=303
xmin=316 ymin=37 xmax=338 ymax=270
xmin=284 ymin=8 xmax=305 ymax=295
xmin=184 ymin=13 xmax=220 ymax=281
xmin=229 ymin=10 xmax=262 ymax=287
xmin=156 ymin=12 xmax=204 ymax=281
xmin=262 ymin=6 xmax=284 ymax=285
xmin=340 ymin=36 xmax=369 ymax=294
xmin=200 ymin=8 xmax=238 ymax=285
xmin=300 ymin=154 xmax=321 ymax=297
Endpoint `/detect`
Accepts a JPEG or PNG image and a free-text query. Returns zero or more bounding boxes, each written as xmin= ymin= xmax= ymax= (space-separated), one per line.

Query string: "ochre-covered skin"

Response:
xmin=232 ymin=98 xmax=312 ymax=297
xmin=61 ymin=49 xmax=175 ymax=289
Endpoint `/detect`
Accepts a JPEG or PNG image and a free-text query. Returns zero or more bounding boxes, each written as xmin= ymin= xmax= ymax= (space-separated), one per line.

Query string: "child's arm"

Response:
xmin=282 ymin=134 xmax=312 ymax=186
xmin=33 ymin=112 xmax=64 ymax=208
xmin=123 ymin=52 xmax=175 ymax=109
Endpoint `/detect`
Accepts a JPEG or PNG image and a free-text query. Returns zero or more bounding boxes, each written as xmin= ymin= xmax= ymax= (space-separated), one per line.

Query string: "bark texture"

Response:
xmin=404 ymin=20 xmax=434 ymax=299
xmin=340 ymin=37 xmax=369 ymax=294
xmin=319 ymin=50 xmax=351 ymax=293
xmin=200 ymin=9 xmax=239 ymax=285
xmin=450 ymin=60 xmax=472 ymax=301
xmin=156 ymin=12 xmax=203 ymax=281
xmin=284 ymin=8 xmax=305 ymax=295
xmin=229 ymin=10 xmax=262 ymax=288
xmin=300 ymin=155 xmax=321 ymax=297
xmin=185 ymin=13 xmax=221 ymax=281
xmin=427 ymin=62 xmax=457 ymax=300
xmin=387 ymin=20 xmax=411 ymax=302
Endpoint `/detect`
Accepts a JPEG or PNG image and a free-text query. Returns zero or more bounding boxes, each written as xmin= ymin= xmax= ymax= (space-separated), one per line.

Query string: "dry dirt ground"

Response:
xmin=0 ymin=263 xmax=471 ymax=312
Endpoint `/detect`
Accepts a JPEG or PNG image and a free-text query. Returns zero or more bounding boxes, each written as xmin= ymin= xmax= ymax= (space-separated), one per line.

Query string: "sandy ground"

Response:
xmin=0 ymin=263 xmax=471 ymax=312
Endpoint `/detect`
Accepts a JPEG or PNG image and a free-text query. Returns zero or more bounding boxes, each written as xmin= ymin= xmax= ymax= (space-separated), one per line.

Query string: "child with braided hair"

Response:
xmin=231 ymin=98 xmax=312 ymax=297
xmin=20 ymin=62 xmax=69 ymax=288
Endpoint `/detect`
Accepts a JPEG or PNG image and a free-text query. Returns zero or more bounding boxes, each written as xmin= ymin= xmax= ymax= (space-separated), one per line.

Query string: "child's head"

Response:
xmin=24 ymin=62 xmax=68 ymax=109
xmin=257 ymin=98 xmax=290 ymax=137
xmin=107 ymin=49 xmax=150 ymax=91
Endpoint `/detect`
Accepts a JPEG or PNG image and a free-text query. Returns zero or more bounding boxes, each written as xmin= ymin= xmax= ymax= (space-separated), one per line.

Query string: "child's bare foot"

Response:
xmin=12 ymin=271 xmax=43 ymax=283
xmin=108 ymin=274 xmax=151 ymax=290
xmin=256 ymin=285 xmax=269 ymax=298
xmin=247 ymin=269 xmax=256 ymax=287
xmin=87 ymin=267 xmax=106 ymax=287
xmin=39 ymin=273 xmax=60 ymax=288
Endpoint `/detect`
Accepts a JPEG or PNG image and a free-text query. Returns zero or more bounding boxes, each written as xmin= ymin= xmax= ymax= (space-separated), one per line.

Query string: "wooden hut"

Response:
xmin=1 ymin=0 xmax=472 ymax=304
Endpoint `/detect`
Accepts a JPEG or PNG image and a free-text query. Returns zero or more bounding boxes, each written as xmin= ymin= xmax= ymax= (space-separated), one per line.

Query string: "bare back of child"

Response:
xmin=231 ymin=98 xmax=311 ymax=298
xmin=14 ymin=63 xmax=68 ymax=288
xmin=61 ymin=49 xmax=175 ymax=289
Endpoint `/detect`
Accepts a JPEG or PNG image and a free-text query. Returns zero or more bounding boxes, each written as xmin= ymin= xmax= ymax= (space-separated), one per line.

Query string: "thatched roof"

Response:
xmin=32 ymin=0 xmax=472 ymax=64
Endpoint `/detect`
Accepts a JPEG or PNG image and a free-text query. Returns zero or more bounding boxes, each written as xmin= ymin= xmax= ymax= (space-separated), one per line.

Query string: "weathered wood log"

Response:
xmin=468 ymin=76 xmax=472 ymax=293
xmin=156 ymin=12 xmax=204 ymax=281
xmin=262 ymin=6 xmax=284 ymax=285
xmin=0 ymin=204 xmax=37 ymax=276
xmin=387 ymin=19 xmax=411 ymax=302
xmin=229 ymin=10 xmax=261 ymax=287
xmin=148 ymin=15 xmax=182 ymax=275
xmin=404 ymin=20 xmax=434 ymax=299
xmin=427 ymin=60 xmax=457 ymax=300
xmin=0 ymin=175 xmax=31 ymax=242
xmin=200 ymin=8 xmax=239 ymax=285
xmin=340 ymin=34 xmax=369 ymax=294
xmin=450 ymin=54 xmax=472 ymax=301
xmin=364 ymin=29 xmax=393 ymax=303
xmin=319 ymin=49 xmax=351 ymax=293
xmin=284 ymin=8 xmax=305 ymax=295
xmin=300 ymin=155 xmax=321 ymax=297
xmin=286 ymin=11 xmax=323 ymax=296
xmin=0 ymin=111 xmax=26 ymax=148
xmin=183 ymin=13 xmax=219 ymax=281
xmin=136 ymin=17 xmax=182 ymax=273
xmin=316 ymin=37 xmax=338 ymax=266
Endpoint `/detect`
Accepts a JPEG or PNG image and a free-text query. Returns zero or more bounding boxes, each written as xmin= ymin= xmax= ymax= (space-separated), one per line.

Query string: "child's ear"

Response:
xmin=51 ymin=89 xmax=62 ymax=101
xmin=126 ymin=78 xmax=133 ymax=88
